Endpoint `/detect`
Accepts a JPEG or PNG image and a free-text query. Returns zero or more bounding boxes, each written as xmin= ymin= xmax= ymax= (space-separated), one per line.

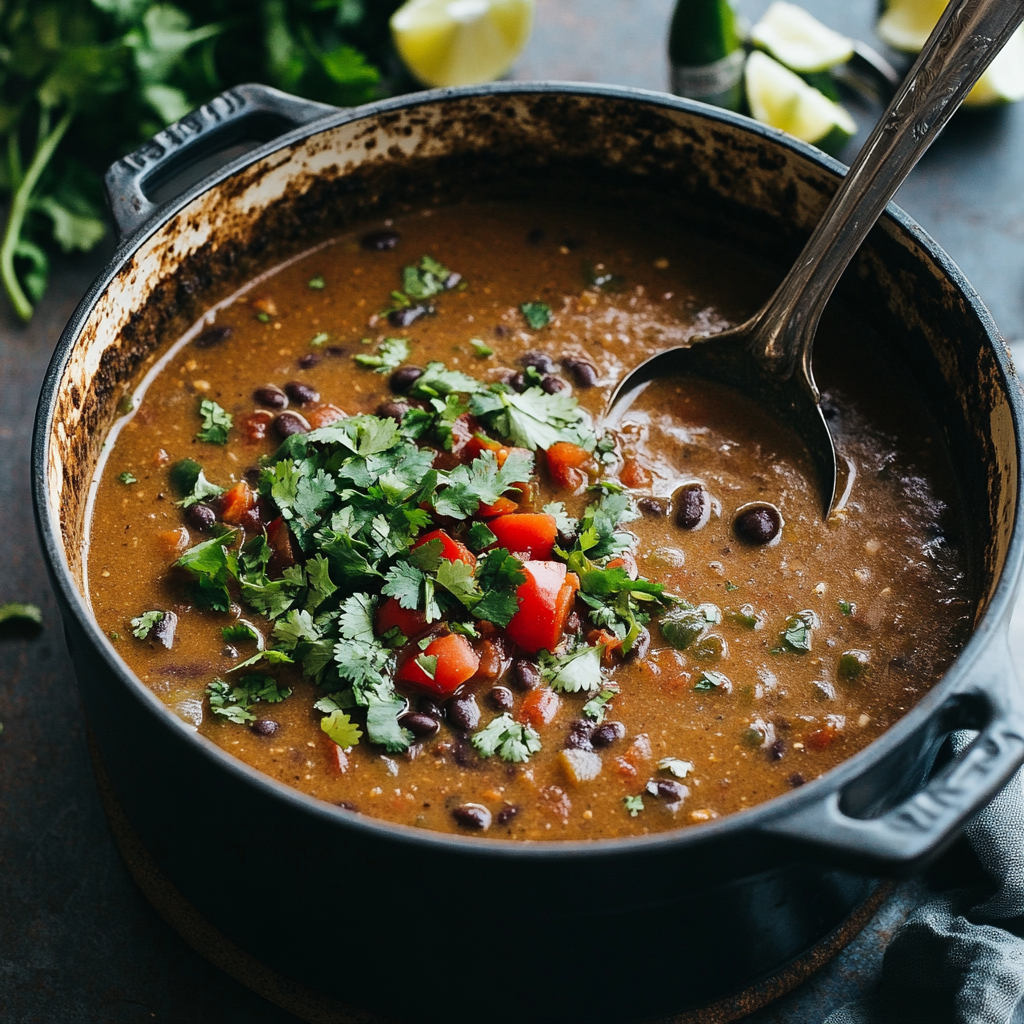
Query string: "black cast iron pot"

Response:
xmin=32 ymin=83 xmax=1024 ymax=1024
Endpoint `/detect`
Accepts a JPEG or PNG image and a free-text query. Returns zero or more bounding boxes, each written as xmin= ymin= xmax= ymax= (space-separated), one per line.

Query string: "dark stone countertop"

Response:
xmin=1 ymin=1 xmax=1022 ymax=1021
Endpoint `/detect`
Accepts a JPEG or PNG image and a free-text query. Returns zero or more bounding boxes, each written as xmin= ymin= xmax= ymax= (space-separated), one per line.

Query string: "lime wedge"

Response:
xmin=752 ymin=2 xmax=855 ymax=73
xmin=878 ymin=0 xmax=1024 ymax=106
xmin=391 ymin=0 xmax=535 ymax=88
xmin=745 ymin=51 xmax=857 ymax=154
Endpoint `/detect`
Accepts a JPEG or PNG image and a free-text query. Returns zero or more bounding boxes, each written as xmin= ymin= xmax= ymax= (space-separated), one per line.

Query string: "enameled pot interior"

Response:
xmin=43 ymin=87 xmax=1019 ymax=829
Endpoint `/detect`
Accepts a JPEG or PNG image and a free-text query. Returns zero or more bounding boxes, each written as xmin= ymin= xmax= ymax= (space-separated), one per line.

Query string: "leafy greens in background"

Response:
xmin=0 ymin=0 xmax=404 ymax=320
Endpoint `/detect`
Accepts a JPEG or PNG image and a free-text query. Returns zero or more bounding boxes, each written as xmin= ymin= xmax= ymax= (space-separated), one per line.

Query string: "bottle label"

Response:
xmin=671 ymin=50 xmax=745 ymax=102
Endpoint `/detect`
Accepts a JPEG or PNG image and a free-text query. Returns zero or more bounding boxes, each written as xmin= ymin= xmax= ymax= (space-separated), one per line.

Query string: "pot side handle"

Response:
xmin=760 ymin=633 xmax=1024 ymax=873
xmin=104 ymin=83 xmax=338 ymax=240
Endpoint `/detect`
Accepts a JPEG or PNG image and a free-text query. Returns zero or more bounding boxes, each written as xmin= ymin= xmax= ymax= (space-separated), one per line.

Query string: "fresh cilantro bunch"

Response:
xmin=0 ymin=0 xmax=403 ymax=320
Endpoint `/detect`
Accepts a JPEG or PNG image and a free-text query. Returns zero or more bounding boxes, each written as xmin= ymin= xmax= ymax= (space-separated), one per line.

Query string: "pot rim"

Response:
xmin=33 ymin=80 xmax=1024 ymax=863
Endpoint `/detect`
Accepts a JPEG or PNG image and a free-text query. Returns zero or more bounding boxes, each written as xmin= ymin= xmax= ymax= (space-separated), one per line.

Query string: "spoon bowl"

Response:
xmin=608 ymin=0 xmax=1024 ymax=518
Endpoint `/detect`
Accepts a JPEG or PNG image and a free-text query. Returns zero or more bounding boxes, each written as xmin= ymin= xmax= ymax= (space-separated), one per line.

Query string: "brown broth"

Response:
xmin=85 ymin=201 xmax=973 ymax=840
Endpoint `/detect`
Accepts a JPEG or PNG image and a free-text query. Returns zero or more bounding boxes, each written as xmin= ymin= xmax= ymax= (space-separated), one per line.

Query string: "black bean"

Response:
xmin=185 ymin=503 xmax=217 ymax=531
xmin=494 ymin=324 xmax=509 ymax=338
xmin=284 ymin=381 xmax=319 ymax=406
xmin=399 ymin=712 xmax=440 ymax=738
xmin=326 ymin=345 xmax=346 ymax=357
xmin=652 ymin=778 xmax=687 ymax=802
xmin=788 ymin=772 xmax=806 ymax=788
xmin=298 ymin=353 xmax=321 ymax=369
xmin=487 ymin=686 xmax=514 ymax=711
xmin=390 ymin=365 xmax=424 ymax=393
xmin=361 ymin=228 xmax=400 ymax=251
xmin=253 ymin=384 xmax=288 ymax=409
xmin=272 ymin=411 xmax=310 ymax=439
xmin=674 ymin=484 xmax=707 ymax=530
xmin=565 ymin=719 xmax=594 ymax=751
xmin=527 ymin=228 xmax=546 ymax=245
xmin=592 ymin=721 xmax=626 ymax=747
xmin=638 ymin=496 xmax=669 ymax=517
xmin=541 ymin=375 xmax=567 ymax=394
xmin=734 ymin=504 xmax=782 ymax=545
xmin=194 ymin=325 xmax=232 ymax=349
xmin=625 ymin=627 xmax=651 ymax=661
xmin=252 ymin=719 xmax=279 ymax=736
xmin=452 ymin=803 xmax=491 ymax=830
xmin=446 ymin=693 xmax=481 ymax=731
xmin=769 ymin=738 xmax=787 ymax=761
xmin=522 ymin=351 xmax=557 ymax=374
xmin=453 ymin=736 xmax=480 ymax=768
xmin=377 ymin=400 xmax=410 ymax=421
xmin=513 ymin=659 xmax=541 ymax=691
xmin=496 ymin=804 xmax=520 ymax=824
xmin=388 ymin=304 xmax=430 ymax=328
xmin=151 ymin=611 xmax=177 ymax=649
xmin=418 ymin=696 xmax=444 ymax=720
xmin=509 ymin=371 xmax=528 ymax=393
xmin=563 ymin=357 xmax=599 ymax=388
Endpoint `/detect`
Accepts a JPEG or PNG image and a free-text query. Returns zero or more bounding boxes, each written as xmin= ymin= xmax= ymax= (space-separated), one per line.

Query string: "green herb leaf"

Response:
xmin=354 ymin=337 xmax=410 ymax=373
xmin=657 ymin=757 xmax=694 ymax=778
xmin=623 ymin=794 xmax=645 ymax=817
xmin=196 ymin=399 xmax=232 ymax=445
xmin=118 ymin=471 xmax=138 ymax=485
xmin=582 ymin=685 xmax=619 ymax=724
xmin=472 ymin=713 xmax=542 ymax=763
xmin=693 ymin=670 xmax=731 ymax=692
xmin=781 ymin=610 xmax=819 ymax=653
xmin=540 ymin=640 xmax=605 ymax=693
xmin=520 ymin=302 xmax=552 ymax=329
xmin=130 ymin=610 xmax=164 ymax=639
xmin=321 ymin=709 xmax=363 ymax=748
xmin=308 ymin=275 xmax=326 ymax=290
xmin=470 ymin=338 xmax=493 ymax=357
xmin=839 ymin=600 xmax=855 ymax=616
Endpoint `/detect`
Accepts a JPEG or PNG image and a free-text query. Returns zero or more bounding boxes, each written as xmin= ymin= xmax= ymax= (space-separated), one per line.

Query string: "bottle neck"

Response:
xmin=670 ymin=49 xmax=745 ymax=105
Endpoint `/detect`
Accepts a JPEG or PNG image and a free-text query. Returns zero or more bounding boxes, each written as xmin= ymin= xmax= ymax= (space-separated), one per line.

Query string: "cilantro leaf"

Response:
xmin=354 ymin=337 xmax=410 ymax=373
xmin=467 ymin=521 xmax=498 ymax=551
xmin=473 ymin=549 xmax=525 ymax=627
xmin=658 ymin=757 xmax=694 ymax=778
xmin=623 ymin=794 xmax=645 ymax=817
xmin=321 ymin=709 xmax=363 ymax=748
xmin=196 ymin=399 xmax=232 ymax=445
xmin=206 ymin=674 xmax=292 ymax=724
xmin=582 ymin=685 xmax=619 ymax=724
xmin=472 ymin=713 xmax=542 ymax=763
xmin=470 ymin=338 xmax=493 ymax=357
xmin=471 ymin=386 xmax=593 ymax=451
xmin=541 ymin=640 xmax=605 ymax=693
xmin=693 ymin=670 xmax=731 ymax=692
xmin=407 ymin=361 xmax=485 ymax=400
xmin=176 ymin=532 xmax=238 ymax=612
xmin=118 ymin=471 xmax=137 ymax=485
xmin=175 ymin=467 xmax=225 ymax=508
xmin=130 ymin=610 xmax=164 ymax=639
xmin=543 ymin=501 xmax=577 ymax=536
xmin=781 ymin=610 xmax=818 ymax=653
xmin=520 ymin=302 xmax=552 ymax=329
xmin=222 ymin=622 xmax=262 ymax=645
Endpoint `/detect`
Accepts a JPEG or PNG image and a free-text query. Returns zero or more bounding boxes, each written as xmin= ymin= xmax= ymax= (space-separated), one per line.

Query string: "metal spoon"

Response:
xmin=608 ymin=0 xmax=1024 ymax=518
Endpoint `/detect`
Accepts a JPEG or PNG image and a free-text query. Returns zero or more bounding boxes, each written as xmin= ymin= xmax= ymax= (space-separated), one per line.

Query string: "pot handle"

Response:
xmin=760 ymin=631 xmax=1024 ymax=873
xmin=104 ymin=83 xmax=338 ymax=239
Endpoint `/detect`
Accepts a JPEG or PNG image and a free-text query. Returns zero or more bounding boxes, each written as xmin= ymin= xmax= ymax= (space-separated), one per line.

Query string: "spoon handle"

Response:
xmin=750 ymin=0 xmax=1024 ymax=381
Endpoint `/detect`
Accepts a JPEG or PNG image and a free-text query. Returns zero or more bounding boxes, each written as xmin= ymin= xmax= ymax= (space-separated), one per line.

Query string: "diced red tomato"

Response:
xmin=266 ymin=516 xmax=297 ymax=577
xmin=488 ymin=514 xmax=558 ymax=560
xmin=504 ymin=560 xmax=580 ymax=653
xmin=239 ymin=410 xmax=274 ymax=443
xmin=396 ymin=633 xmax=480 ymax=696
xmin=607 ymin=552 xmax=639 ymax=579
xmin=376 ymin=597 xmax=428 ymax=639
xmin=220 ymin=481 xmax=256 ymax=524
xmin=520 ymin=688 xmax=560 ymax=728
xmin=461 ymin=433 xmax=504 ymax=462
xmin=479 ymin=496 xmax=519 ymax=518
xmin=157 ymin=527 xmax=190 ymax=558
xmin=619 ymin=458 xmax=652 ymax=489
xmin=807 ymin=721 xmax=843 ymax=750
xmin=449 ymin=414 xmax=483 ymax=457
xmin=545 ymin=442 xmax=592 ymax=492
xmin=307 ymin=404 xmax=346 ymax=429
xmin=413 ymin=529 xmax=477 ymax=568
xmin=587 ymin=629 xmax=623 ymax=666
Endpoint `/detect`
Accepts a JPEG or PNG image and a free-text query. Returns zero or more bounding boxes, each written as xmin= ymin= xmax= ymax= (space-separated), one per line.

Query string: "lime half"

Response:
xmin=391 ymin=0 xmax=535 ymax=88
xmin=745 ymin=50 xmax=857 ymax=154
xmin=752 ymin=2 xmax=854 ymax=73
xmin=878 ymin=0 xmax=1024 ymax=106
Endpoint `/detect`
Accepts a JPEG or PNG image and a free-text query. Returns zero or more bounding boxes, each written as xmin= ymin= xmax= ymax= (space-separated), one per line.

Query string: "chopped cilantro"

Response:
xmin=222 ymin=622 xmax=262 ymax=645
xmin=0 ymin=603 xmax=42 ymax=627
xmin=471 ymin=384 xmax=592 ymax=451
xmin=658 ymin=757 xmax=694 ymax=778
xmin=467 ymin=521 xmax=498 ymax=551
xmin=543 ymin=501 xmax=577 ymax=536
xmin=781 ymin=610 xmax=818 ymax=653
xmin=725 ymin=604 xmax=762 ymax=630
xmin=403 ymin=255 xmax=455 ymax=300
xmin=408 ymin=361 xmax=486 ymax=400
xmin=256 ymin=311 xmax=271 ymax=323
xmin=470 ymin=338 xmax=493 ymax=357
xmin=693 ymin=670 xmax=731 ymax=692
xmin=118 ymin=471 xmax=137 ymax=485
xmin=472 ymin=713 xmax=542 ymax=763
xmin=310 ymin=332 xmax=330 ymax=347
xmin=175 ymin=465 xmax=226 ymax=509
xmin=307 ymin=275 xmax=326 ymax=290
xmin=471 ymin=548 xmax=526 ymax=627
xmin=593 ymin=432 xmax=618 ymax=465
xmin=196 ymin=399 xmax=232 ymax=445
xmin=725 ymin=581 xmax=740 ymax=592
xmin=131 ymin=610 xmax=164 ymax=639
xmin=582 ymin=685 xmax=619 ymax=724
xmin=839 ymin=600 xmax=855 ymax=616
xmin=541 ymin=640 xmax=605 ymax=693
xmin=354 ymin=337 xmax=410 ymax=373
xmin=176 ymin=532 xmax=239 ymax=612
xmin=207 ymin=674 xmax=292 ymax=725
xmin=320 ymin=709 xmax=363 ymax=748
xmin=623 ymin=794 xmax=645 ymax=817
xmin=520 ymin=302 xmax=552 ymax=329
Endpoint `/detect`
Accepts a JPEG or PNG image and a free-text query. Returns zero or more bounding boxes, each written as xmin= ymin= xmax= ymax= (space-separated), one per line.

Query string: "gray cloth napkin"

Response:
xmin=825 ymin=734 xmax=1024 ymax=1024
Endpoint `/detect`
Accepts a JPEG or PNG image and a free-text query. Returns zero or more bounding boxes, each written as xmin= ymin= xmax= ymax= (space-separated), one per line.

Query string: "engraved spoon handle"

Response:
xmin=749 ymin=0 xmax=1024 ymax=381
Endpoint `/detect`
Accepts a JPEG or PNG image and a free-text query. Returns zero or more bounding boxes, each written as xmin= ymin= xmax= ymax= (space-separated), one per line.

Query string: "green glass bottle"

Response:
xmin=668 ymin=0 xmax=745 ymax=111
